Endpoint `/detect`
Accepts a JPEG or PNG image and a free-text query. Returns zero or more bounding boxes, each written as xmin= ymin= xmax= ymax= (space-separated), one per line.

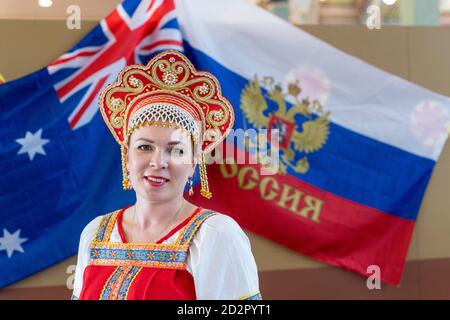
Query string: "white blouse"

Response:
xmin=73 ymin=211 xmax=261 ymax=300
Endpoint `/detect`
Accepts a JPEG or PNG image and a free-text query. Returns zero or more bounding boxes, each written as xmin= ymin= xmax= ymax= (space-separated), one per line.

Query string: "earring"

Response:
xmin=123 ymin=172 xmax=132 ymax=190
xmin=188 ymin=176 xmax=194 ymax=196
xmin=199 ymin=154 xmax=212 ymax=199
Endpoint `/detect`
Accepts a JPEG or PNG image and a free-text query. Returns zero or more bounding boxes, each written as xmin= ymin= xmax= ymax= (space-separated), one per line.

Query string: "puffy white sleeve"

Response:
xmin=72 ymin=216 xmax=102 ymax=300
xmin=186 ymin=214 xmax=261 ymax=300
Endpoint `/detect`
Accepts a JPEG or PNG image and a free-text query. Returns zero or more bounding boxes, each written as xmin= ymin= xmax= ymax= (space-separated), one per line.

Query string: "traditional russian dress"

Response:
xmin=72 ymin=207 xmax=261 ymax=300
xmin=73 ymin=51 xmax=260 ymax=299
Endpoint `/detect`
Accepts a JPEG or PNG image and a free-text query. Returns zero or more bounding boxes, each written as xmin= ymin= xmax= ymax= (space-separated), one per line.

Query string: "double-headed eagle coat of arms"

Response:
xmin=240 ymin=75 xmax=331 ymax=174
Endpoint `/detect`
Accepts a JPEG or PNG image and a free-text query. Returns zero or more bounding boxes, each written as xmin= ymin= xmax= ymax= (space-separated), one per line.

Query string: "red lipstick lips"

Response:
xmin=144 ymin=175 xmax=169 ymax=187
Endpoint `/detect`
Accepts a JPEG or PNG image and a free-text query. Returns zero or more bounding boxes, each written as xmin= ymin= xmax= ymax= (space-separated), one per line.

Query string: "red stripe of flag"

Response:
xmin=141 ymin=40 xmax=183 ymax=52
xmin=69 ymin=76 xmax=108 ymax=129
xmin=50 ymin=50 xmax=101 ymax=67
xmin=189 ymin=143 xmax=414 ymax=285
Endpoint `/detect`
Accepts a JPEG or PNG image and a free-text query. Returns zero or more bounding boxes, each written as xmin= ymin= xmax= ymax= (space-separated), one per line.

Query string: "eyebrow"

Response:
xmin=135 ymin=138 xmax=184 ymax=145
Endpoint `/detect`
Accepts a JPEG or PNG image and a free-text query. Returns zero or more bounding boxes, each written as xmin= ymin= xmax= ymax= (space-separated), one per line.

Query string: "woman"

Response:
xmin=71 ymin=50 xmax=261 ymax=300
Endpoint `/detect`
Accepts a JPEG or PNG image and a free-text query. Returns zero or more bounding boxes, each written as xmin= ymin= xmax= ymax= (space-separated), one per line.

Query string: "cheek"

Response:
xmin=128 ymin=152 xmax=148 ymax=173
xmin=169 ymin=163 xmax=192 ymax=181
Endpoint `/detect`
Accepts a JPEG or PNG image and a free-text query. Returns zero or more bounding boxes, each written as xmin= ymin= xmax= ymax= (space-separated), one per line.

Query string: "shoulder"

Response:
xmin=202 ymin=211 xmax=244 ymax=231
xmin=185 ymin=210 xmax=260 ymax=299
xmin=73 ymin=210 xmax=119 ymax=297
xmin=81 ymin=215 xmax=103 ymax=237
xmin=193 ymin=209 xmax=250 ymax=245
xmin=79 ymin=208 xmax=121 ymax=243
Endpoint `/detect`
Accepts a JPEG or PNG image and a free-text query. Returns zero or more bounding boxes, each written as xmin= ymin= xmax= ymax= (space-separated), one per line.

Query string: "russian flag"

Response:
xmin=176 ymin=0 xmax=450 ymax=284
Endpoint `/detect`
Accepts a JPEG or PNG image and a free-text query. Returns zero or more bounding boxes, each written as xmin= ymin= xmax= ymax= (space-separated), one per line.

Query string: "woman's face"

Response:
xmin=126 ymin=125 xmax=196 ymax=203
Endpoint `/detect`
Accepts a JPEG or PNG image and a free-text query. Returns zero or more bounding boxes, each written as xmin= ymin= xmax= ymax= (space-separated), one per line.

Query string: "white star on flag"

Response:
xmin=0 ymin=229 xmax=28 ymax=258
xmin=15 ymin=128 xmax=50 ymax=161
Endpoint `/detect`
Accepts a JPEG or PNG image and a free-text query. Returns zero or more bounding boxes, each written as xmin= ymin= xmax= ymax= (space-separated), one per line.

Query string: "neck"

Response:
xmin=133 ymin=195 xmax=186 ymax=230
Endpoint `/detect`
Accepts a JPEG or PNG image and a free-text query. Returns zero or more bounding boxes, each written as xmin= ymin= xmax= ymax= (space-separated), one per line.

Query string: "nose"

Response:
xmin=148 ymin=148 xmax=168 ymax=169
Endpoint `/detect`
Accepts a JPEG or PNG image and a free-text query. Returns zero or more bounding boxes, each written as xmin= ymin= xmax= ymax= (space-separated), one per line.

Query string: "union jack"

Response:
xmin=48 ymin=0 xmax=183 ymax=130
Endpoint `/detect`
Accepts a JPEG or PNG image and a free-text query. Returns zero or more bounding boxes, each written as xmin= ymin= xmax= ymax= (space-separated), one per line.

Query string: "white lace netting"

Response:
xmin=128 ymin=103 xmax=200 ymax=140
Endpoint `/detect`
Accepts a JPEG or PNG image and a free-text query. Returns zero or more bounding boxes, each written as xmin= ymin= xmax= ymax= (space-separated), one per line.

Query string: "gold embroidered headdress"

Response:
xmin=99 ymin=50 xmax=235 ymax=199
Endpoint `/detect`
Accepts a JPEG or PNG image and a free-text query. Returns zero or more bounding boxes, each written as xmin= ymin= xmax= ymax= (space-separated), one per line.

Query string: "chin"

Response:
xmin=137 ymin=188 xmax=178 ymax=203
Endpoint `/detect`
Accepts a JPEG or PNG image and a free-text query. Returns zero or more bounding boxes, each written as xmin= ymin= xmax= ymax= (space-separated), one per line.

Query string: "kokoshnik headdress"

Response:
xmin=99 ymin=50 xmax=235 ymax=199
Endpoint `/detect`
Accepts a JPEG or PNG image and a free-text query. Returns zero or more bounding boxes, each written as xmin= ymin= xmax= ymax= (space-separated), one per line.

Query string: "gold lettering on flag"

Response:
xmin=220 ymin=162 xmax=324 ymax=223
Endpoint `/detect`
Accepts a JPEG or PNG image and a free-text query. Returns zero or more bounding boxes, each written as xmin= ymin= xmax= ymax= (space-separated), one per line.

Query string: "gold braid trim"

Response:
xmin=99 ymin=266 xmax=120 ymax=300
xmin=199 ymin=154 xmax=212 ymax=199
xmin=124 ymin=267 xmax=142 ymax=299
xmin=121 ymin=145 xmax=132 ymax=190
xmin=126 ymin=120 xmax=198 ymax=145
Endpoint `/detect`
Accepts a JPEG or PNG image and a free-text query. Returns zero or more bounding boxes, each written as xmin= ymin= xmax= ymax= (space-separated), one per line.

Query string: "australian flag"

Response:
xmin=0 ymin=0 xmax=183 ymax=287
